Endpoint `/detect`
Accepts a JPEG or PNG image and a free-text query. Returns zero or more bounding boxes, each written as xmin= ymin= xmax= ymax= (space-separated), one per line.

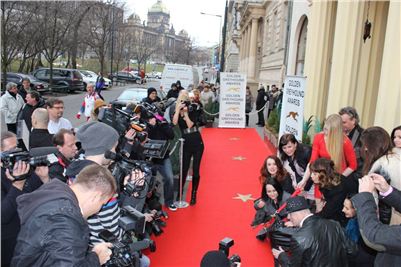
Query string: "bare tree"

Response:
xmin=33 ymin=1 xmax=75 ymax=91
xmin=1 ymin=1 xmax=38 ymax=88
xmin=82 ymin=2 xmax=112 ymax=75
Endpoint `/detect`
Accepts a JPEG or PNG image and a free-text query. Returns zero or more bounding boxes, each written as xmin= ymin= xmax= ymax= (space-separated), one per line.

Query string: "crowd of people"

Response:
xmin=0 ymin=77 xmax=222 ymax=266
xmin=2 ymin=76 xmax=400 ymax=266
xmin=253 ymin=106 xmax=401 ymax=266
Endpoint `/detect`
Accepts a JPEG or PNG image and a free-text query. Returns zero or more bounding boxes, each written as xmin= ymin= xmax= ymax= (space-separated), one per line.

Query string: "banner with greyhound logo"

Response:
xmin=219 ymin=72 xmax=247 ymax=128
xmin=279 ymin=76 xmax=307 ymax=141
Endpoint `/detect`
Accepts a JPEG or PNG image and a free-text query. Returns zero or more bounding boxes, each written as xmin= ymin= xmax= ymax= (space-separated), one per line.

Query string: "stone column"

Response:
xmin=374 ymin=0 xmax=401 ymax=131
xmin=248 ymin=18 xmax=259 ymax=78
xmin=303 ymin=1 xmax=337 ymax=120
xmin=239 ymin=29 xmax=245 ymax=73
xmin=325 ymin=1 xmax=365 ymax=115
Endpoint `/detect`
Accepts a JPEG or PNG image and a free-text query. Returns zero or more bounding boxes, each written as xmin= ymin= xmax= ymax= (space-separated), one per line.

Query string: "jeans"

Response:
xmin=152 ymin=158 xmax=174 ymax=206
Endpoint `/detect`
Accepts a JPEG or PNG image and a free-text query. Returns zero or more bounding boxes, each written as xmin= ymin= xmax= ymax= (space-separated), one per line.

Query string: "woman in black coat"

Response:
xmin=310 ymin=158 xmax=347 ymax=226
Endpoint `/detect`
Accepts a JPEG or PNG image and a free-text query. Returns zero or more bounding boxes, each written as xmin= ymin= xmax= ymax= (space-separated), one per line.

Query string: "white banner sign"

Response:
xmin=218 ymin=72 xmax=247 ymax=128
xmin=279 ymin=76 xmax=307 ymax=141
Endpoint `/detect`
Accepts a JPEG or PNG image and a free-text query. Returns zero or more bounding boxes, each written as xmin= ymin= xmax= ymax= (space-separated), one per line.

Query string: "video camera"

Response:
xmin=99 ymin=228 xmax=155 ymax=267
xmin=180 ymin=100 xmax=202 ymax=113
xmin=105 ymin=151 xmax=153 ymax=198
xmin=99 ymin=105 xmax=148 ymax=143
xmin=219 ymin=238 xmax=241 ymax=266
xmin=0 ymin=147 xmax=58 ymax=179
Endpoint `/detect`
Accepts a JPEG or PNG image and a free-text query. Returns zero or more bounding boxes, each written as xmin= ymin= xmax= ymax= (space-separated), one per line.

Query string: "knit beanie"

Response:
xmin=76 ymin=121 xmax=119 ymax=156
xmin=147 ymin=87 xmax=157 ymax=97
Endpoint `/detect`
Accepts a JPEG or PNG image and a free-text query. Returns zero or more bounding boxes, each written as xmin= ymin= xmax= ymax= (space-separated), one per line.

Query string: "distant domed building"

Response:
xmin=124 ymin=0 xmax=190 ymax=64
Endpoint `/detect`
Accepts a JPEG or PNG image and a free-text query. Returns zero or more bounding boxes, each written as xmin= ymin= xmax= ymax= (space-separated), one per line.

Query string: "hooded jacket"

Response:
xmin=11 ymin=179 xmax=99 ymax=267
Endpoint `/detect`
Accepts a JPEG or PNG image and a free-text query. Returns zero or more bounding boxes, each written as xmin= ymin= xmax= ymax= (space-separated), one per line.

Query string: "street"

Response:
xmin=51 ymin=80 xmax=161 ymax=129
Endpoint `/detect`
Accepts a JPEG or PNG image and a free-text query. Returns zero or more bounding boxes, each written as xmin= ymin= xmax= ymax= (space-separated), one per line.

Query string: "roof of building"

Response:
xmin=148 ymin=0 xmax=169 ymax=14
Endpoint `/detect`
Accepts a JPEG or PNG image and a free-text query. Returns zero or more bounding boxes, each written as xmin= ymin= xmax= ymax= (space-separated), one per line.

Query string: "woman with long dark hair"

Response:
xmin=259 ymin=155 xmax=293 ymax=196
xmin=360 ymin=126 xmax=401 ymax=225
xmin=310 ymin=158 xmax=347 ymax=226
xmin=172 ymin=90 xmax=204 ymax=205
xmin=278 ymin=134 xmax=312 ymax=198
xmin=256 ymin=177 xmax=291 ymax=213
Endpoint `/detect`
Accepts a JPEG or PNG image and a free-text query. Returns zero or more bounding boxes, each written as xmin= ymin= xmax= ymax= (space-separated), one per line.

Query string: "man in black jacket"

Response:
xmin=29 ymin=108 xmax=53 ymax=149
xmin=272 ymin=196 xmax=356 ymax=267
xmin=48 ymin=129 xmax=78 ymax=182
xmin=1 ymin=131 xmax=49 ymax=267
xmin=351 ymin=174 xmax=401 ymax=266
xmin=17 ymin=90 xmax=46 ymax=132
xmin=11 ymin=164 xmax=115 ymax=266
xmin=255 ymin=85 xmax=268 ymax=126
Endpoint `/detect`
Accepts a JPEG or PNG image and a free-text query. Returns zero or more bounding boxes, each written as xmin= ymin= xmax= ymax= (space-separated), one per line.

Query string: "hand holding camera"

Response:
xmin=92 ymin=242 xmax=113 ymax=265
xmin=358 ymin=175 xmax=376 ymax=193
xmin=5 ymin=160 xmax=30 ymax=190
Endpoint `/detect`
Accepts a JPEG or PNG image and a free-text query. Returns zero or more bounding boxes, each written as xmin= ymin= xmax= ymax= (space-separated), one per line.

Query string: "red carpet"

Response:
xmin=150 ymin=128 xmax=276 ymax=266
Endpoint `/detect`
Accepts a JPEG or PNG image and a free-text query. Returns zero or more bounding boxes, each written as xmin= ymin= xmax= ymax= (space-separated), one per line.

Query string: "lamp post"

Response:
xmin=200 ymin=12 xmax=222 ymax=68
xmin=107 ymin=0 xmax=115 ymax=77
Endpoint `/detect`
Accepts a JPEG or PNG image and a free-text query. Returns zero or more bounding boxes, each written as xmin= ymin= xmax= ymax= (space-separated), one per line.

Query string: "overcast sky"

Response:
xmin=124 ymin=0 xmax=227 ymax=47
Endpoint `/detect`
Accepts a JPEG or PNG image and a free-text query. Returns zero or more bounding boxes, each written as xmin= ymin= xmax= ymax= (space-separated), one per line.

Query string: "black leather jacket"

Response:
xmin=11 ymin=179 xmax=99 ymax=267
xmin=278 ymin=215 xmax=357 ymax=267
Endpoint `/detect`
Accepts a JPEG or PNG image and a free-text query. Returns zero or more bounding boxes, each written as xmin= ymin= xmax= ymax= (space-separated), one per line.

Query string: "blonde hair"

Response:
xmin=324 ymin=114 xmax=344 ymax=172
xmin=177 ymin=90 xmax=189 ymax=103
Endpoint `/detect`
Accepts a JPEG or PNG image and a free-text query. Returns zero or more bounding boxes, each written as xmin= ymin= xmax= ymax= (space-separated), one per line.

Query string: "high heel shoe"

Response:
xmin=190 ymin=191 xmax=197 ymax=205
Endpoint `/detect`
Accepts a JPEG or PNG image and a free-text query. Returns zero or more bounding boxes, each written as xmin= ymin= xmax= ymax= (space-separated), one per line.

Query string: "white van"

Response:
xmin=161 ymin=64 xmax=199 ymax=91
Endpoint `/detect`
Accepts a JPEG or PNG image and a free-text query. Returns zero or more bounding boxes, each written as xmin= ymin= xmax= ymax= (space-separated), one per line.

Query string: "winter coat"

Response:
xmin=1 ymin=168 xmax=43 ymax=266
xmin=278 ymin=215 xmax=357 ymax=267
xmin=11 ymin=179 xmax=100 ymax=267
xmin=17 ymin=98 xmax=46 ymax=131
xmin=29 ymin=128 xmax=54 ymax=149
xmin=1 ymin=91 xmax=25 ymax=124
xmin=352 ymin=190 xmax=401 ymax=266
xmin=255 ymin=88 xmax=268 ymax=109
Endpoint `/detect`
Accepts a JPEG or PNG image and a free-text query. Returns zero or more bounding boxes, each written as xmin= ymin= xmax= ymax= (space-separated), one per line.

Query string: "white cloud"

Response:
xmin=124 ymin=0 xmax=226 ymax=47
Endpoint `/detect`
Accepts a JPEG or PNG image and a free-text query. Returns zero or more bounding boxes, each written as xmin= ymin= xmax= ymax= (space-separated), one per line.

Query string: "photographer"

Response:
xmin=49 ymin=129 xmax=78 ymax=183
xmin=351 ymin=174 xmax=401 ymax=265
xmin=66 ymin=122 xmax=151 ymax=266
xmin=11 ymin=165 xmax=115 ymax=266
xmin=173 ymin=90 xmax=204 ymax=205
xmin=1 ymin=131 xmax=50 ymax=267
xmin=143 ymin=111 xmax=177 ymax=211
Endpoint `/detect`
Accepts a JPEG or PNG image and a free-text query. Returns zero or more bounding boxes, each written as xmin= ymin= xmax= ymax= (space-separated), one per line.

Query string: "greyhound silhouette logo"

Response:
xmin=286 ymin=111 xmax=299 ymax=122
xmin=227 ymin=107 xmax=240 ymax=112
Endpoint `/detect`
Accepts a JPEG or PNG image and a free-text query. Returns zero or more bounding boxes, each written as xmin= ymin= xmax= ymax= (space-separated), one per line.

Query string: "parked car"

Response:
xmin=146 ymin=71 xmax=162 ymax=79
xmin=1 ymin=72 xmax=49 ymax=93
xmin=31 ymin=68 xmax=84 ymax=93
xmin=80 ymin=70 xmax=111 ymax=89
xmin=111 ymin=71 xmax=141 ymax=84
xmin=110 ymin=87 xmax=166 ymax=109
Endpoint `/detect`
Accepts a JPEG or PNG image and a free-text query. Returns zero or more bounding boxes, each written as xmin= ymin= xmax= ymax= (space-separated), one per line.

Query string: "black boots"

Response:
xmin=190 ymin=191 xmax=197 ymax=205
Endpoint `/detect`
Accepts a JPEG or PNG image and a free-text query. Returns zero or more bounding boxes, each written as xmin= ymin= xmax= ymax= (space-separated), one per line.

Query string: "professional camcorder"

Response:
xmin=99 ymin=105 xmax=148 ymax=142
xmin=219 ymin=238 xmax=241 ymax=267
xmin=99 ymin=228 xmax=155 ymax=267
xmin=0 ymin=147 xmax=58 ymax=179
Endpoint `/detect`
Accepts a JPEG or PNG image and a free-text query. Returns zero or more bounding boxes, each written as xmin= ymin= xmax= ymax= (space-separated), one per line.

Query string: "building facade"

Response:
xmin=226 ymin=0 xmax=400 ymax=132
xmin=124 ymin=0 xmax=190 ymax=64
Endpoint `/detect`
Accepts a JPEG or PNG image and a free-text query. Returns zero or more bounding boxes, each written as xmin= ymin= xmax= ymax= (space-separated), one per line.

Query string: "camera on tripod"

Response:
xmin=0 ymin=147 xmax=58 ymax=179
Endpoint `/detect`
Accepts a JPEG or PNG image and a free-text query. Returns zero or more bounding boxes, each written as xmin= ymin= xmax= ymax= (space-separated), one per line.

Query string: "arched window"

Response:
xmin=295 ymin=17 xmax=308 ymax=75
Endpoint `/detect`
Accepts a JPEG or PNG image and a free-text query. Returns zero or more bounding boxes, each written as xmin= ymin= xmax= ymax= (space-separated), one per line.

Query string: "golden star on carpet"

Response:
xmin=229 ymin=137 xmax=240 ymax=141
xmin=233 ymin=193 xmax=255 ymax=202
xmin=232 ymin=156 xmax=246 ymax=161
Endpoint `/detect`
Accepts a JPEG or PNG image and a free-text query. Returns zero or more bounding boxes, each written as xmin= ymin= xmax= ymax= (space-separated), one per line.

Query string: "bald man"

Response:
xmin=29 ymin=108 xmax=54 ymax=149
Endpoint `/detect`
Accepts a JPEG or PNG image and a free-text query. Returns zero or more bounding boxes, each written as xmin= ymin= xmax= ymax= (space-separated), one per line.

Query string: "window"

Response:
xmin=295 ymin=17 xmax=308 ymax=76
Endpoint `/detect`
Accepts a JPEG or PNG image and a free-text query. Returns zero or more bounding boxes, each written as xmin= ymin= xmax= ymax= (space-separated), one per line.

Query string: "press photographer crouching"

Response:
xmin=200 ymin=238 xmax=241 ymax=267
xmin=1 ymin=131 xmax=50 ymax=267
xmin=11 ymin=164 xmax=115 ymax=266
xmin=65 ymin=121 xmax=155 ymax=266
